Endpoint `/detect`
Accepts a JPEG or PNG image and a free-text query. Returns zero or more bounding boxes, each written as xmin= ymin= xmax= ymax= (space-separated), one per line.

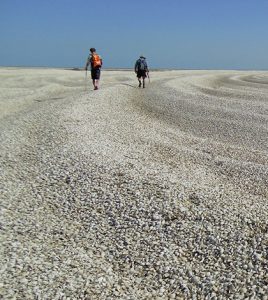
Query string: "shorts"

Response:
xmin=137 ymin=70 xmax=147 ymax=78
xmin=91 ymin=68 xmax=101 ymax=80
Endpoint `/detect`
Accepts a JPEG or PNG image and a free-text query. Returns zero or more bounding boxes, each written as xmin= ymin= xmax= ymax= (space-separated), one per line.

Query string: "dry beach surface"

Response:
xmin=1 ymin=67 xmax=268 ymax=299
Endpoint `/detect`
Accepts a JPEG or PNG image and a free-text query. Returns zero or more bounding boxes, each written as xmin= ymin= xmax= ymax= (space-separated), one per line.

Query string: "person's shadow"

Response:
xmin=121 ymin=83 xmax=137 ymax=88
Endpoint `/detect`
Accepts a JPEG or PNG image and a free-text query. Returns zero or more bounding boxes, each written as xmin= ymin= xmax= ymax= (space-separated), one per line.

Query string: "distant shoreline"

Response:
xmin=1 ymin=66 xmax=268 ymax=72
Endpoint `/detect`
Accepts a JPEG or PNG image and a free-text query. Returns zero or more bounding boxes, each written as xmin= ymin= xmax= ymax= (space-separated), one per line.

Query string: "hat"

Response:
xmin=140 ymin=55 xmax=146 ymax=59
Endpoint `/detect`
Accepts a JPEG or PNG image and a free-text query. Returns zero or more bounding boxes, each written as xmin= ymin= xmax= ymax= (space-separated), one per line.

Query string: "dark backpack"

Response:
xmin=138 ymin=59 xmax=146 ymax=71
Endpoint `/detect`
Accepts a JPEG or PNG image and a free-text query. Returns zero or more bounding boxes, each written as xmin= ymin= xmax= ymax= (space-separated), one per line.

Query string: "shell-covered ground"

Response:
xmin=1 ymin=68 xmax=268 ymax=299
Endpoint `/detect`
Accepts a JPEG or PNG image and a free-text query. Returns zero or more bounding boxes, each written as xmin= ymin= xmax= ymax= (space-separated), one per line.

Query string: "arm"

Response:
xmin=85 ymin=56 xmax=91 ymax=70
xmin=145 ymin=61 xmax=149 ymax=72
xmin=134 ymin=60 xmax=138 ymax=73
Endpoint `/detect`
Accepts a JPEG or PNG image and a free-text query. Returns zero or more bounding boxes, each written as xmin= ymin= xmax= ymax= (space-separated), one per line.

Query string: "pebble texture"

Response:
xmin=1 ymin=68 xmax=268 ymax=299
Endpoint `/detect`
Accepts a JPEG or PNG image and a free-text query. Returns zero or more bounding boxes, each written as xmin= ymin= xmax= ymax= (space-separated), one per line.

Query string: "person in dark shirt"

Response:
xmin=135 ymin=55 xmax=149 ymax=88
xmin=85 ymin=48 xmax=103 ymax=90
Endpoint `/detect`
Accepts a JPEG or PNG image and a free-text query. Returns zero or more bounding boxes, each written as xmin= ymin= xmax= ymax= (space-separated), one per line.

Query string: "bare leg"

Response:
xmin=138 ymin=78 xmax=142 ymax=87
xmin=92 ymin=80 xmax=99 ymax=90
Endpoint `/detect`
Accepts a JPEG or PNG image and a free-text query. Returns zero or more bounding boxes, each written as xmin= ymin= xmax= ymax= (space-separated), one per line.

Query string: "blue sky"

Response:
xmin=1 ymin=0 xmax=268 ymax=69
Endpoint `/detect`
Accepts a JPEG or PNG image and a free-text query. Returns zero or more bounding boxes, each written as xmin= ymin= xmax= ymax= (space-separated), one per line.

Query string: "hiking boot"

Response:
xmin=94 ymin=86 xmax=98 ymax=90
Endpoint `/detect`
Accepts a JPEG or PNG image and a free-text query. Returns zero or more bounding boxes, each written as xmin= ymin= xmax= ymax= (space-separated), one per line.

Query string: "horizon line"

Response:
xmin=1 ymin=65 xmax=268 ymax=72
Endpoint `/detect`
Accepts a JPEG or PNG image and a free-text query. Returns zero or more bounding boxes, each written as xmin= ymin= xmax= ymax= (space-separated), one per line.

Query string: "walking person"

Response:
xmin=135 ymin=55 xmax=149 ymax=88
xmin=85 ymin=48 xmax=103 ymax=90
